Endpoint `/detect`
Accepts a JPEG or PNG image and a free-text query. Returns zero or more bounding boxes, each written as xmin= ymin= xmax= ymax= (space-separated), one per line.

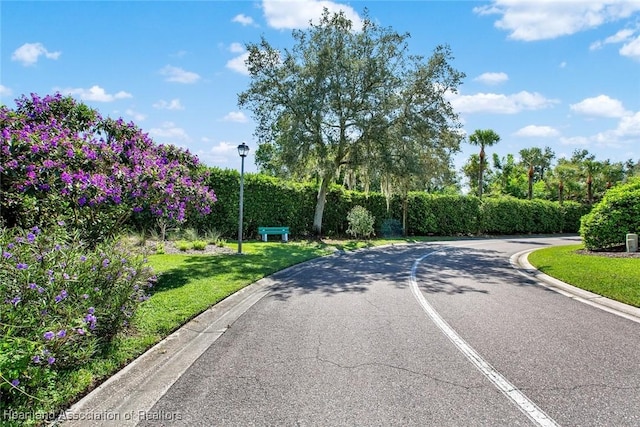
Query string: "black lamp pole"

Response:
xmin=237 ymin=142 xmax=249 ymax=254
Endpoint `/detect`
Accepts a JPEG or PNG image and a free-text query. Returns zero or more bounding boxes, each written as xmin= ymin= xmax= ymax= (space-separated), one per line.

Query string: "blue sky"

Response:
xmin=2 ymin=0 xmax=640 ymax=179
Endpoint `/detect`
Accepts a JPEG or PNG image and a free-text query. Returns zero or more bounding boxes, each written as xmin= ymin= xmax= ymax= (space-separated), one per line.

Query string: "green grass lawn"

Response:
xmin=528 ymin=244 xmax=640 ymax=307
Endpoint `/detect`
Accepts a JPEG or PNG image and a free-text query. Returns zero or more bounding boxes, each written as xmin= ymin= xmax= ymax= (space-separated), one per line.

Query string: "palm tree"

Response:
xmin=519 ymin=147 xmax=541 ymax=200
xmin=468 ymin=129 xmax=500 ymax=198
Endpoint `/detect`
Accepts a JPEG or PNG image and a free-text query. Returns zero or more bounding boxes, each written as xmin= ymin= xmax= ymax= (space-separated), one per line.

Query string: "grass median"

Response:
xmin=528 ymin=244 xmax=640 ymax=308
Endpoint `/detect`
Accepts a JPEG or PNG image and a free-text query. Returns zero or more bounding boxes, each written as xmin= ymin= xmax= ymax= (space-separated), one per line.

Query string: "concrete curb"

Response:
xmin=511 ymin=249 xmax=640 ymax=325
xmin=57 ymin=275 xmax=277 ymax=426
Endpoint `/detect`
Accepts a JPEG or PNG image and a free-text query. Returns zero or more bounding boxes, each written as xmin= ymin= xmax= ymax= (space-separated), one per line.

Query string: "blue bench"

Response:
xmin=258 ymin=226 xmax=289 ymax=242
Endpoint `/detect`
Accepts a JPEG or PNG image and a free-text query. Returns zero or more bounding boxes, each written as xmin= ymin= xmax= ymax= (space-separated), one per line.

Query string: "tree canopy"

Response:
xmin=239 ymin=8 xmax=465 ymax=235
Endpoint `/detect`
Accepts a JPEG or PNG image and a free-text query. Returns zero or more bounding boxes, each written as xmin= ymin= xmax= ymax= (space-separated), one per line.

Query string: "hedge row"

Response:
xmin=189 ymin=168 xmax=588 ymax=238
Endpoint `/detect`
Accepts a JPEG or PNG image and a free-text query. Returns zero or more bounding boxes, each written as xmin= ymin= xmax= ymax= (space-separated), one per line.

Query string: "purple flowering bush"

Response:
xmin=0 ymin=223 xmax=155 ymax=409
xmin=0 ymin=93 xmax=217 ymax=243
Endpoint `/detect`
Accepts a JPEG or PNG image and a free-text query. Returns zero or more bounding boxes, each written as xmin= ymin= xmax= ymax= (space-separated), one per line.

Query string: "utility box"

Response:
xmin=626 ymin=233 xmax=638 ymax=253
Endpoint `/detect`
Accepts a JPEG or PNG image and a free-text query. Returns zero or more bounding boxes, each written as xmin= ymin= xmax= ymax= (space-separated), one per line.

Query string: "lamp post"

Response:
xmin=237 ymin=142 xmax=249 ymax=254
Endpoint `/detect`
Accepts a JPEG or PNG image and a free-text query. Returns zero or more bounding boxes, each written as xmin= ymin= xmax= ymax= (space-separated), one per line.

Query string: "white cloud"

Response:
xmin=195 ymin=141 xmax=246 ymax=166
xmin=223 ymin=111 xmax=248 ymax=123
xmin=229 ymin=42 xmax=245 ymax=54
xmin=474 ymin=72 xmax=508 ymax=85
xmin=125 ymin=109 xmax=147 ymax=121
xmin=210 ymin=141 xmax=238 ymax=155
xmin=232 ymin=14 xmax=255 ymax=26
xmin=513 ymin=125 xmax=560 ymax=138
xmin=448 ymin=90 xmax=559 ymax=114
xmin=159 ymin=65 xmax=201 ymax=84
xmin=226 ymin=52 xmax=250 ymax=75
xmin=11 ymin=42 xmax=61 ymax=66
xmin=153 ymin=99 xmax=185 ymax=110
xmin=0 ymin=85 xmax=12 ymax=97
xmin=62 ymin=85 xmax=132 ymax=102
xmin=620 ymin=34 xmax=640 ymax=60
xmin=148 ymin=122 xmax=190 ymax=141
xmin=474 ymin=1 xmax=640 ymax=41
xmin=559 ymin=61 xmax=567 ymax=68
xmin=570 ymin=95 xmax=629 ymax=118
xmin=262 ymin=0 xmax=363 ymax=30
xmin=614 ymin=111 xmax=640 ymax=136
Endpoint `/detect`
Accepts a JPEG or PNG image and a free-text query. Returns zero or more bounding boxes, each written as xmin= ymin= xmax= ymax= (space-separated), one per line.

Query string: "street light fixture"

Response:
xmin=237 ymin=142 xmax=249 ymax=254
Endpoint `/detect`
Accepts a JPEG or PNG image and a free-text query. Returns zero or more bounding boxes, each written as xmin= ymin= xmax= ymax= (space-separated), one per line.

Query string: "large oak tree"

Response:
xmin=239 ymin=8 xmax=464 ymax=235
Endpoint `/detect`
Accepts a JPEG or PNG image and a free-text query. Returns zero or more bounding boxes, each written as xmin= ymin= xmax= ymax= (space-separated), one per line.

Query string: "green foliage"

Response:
xmin=239 ymin=9 xmax=464 ymax=234
xmin=202 ymin=168 xmax=585 ymax=238
xmin=191 ymin=240 xmax=207 ymax=251
xmin=0 ymin=224 xmax=154 ymax=414
xmin=480 ymin=197 xmax=566 ymax=235
xmin=346 ymin=206 xmax=375 ymax=239
xmin=580 ymin=178 xmax=640 ymax=250
xmin=393 ymin=193 xmax=480 ymax=236
xmin=176 ymin=241 xmax=191 ymax=251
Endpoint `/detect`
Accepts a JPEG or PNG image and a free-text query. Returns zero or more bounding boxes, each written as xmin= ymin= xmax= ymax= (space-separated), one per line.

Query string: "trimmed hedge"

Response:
xmin=580 ymin=178 xmax=640 ymax=250
xmin=191 ymin=168 xmax=588 ymax=239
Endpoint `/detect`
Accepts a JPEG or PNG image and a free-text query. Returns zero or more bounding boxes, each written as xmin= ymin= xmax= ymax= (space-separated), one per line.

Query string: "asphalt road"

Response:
xmin=65 ymin=236 xmax=640 ymax=426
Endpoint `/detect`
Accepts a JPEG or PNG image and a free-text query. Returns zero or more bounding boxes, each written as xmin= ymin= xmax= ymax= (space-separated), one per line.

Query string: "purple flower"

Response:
xmin=47 ymin=356 xmax=55 ymax=365
xmin=2 ymin=252 xmax=11 ymax=259
xmin=43 ymin=331 xmax=54 ymax=340
xmin=32 ymin=355 xmax=41 ymax=363
xmin=10 ymin=296 xmax=21 ymax=306
xmin=87 ymin=306 xmax=95 ymax=314
xmin=27 ymin=233 xmax=36 ymax=242
xmin=11 ymin=379 xmax=19 ymax=387
xmin=79 ymin=255 xmax=87 ymax=262
xmin=76 ymin=328 xmax=85 ymax=335
xmin=16 ymin=263 xmax=28 ymax=270
xmin=82 ymin=294 xmax=89 ymax=299
xmin=56 ymin=330 xmax=66 ymax=338
xmin=28 ymin=283 xmax=37 ymax=290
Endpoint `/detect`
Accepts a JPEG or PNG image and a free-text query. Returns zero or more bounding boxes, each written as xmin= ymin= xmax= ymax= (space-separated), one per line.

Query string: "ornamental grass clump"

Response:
xmin=0 ymin=224 xmax=155 ymax=413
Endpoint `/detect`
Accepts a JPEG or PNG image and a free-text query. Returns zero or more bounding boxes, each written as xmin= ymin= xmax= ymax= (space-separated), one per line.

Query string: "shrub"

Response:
xmin=191 ymin=240 xmax=207 ymax=250
xmin=0 ymin=224 xmax=155 ymax=411
xmin=580 ymin=178 xmax=640 ymax=250
xmin=346 ymin=206 xmax=375 ymax=239
xmin=176 ymin=241 xmax=191 ymax=251
xmin=0 ymin=93 xmax=217 ymax=245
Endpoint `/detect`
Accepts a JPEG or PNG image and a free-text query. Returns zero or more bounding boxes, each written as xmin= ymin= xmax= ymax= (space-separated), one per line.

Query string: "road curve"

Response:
xmin=66 ymin=236 xmax=640 ymax=426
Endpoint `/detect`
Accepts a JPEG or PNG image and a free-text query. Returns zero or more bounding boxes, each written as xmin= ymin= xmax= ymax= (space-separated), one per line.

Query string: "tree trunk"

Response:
xmin=313 ymin=175 xmax=331 ymax=237
xmin=528 ymin=165 xmax=534 ymax=200
xmin=478 ymin=146 xmax=485 ymax=198
xmin=402 ymin=196 xmax=408 ymax=236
